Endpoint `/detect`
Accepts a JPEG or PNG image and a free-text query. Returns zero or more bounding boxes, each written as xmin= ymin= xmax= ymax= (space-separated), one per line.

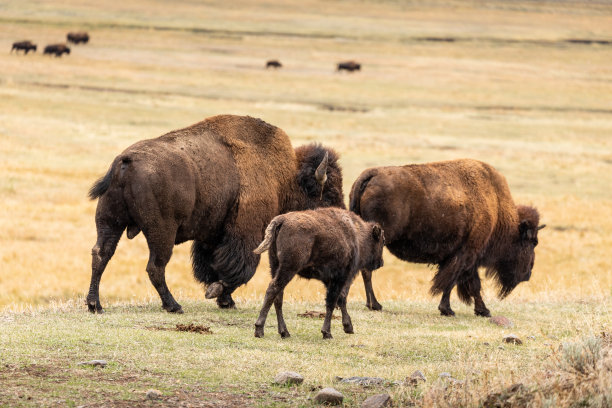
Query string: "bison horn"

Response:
xmin=315 ymin=152 xmax=329 ymax=200
xmin=537 ymin=224 xmax=546 ymax=230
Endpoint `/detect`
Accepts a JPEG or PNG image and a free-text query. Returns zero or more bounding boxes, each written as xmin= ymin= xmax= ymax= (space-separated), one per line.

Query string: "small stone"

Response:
xmin=314 ymin=387 xmax=343 ymax=405
xmin=362 ymin=393 xmax=391 ymax=408
xmin=407 ymin=370 xmax=426 ymax=385
xmin=145 ymin=389 xmax=162 ymax=400
xmin=338 ymin=376 xmax=385 ymax=386
xmin=77 ymin=360 xmax=107 ymax=368
xmin=503 ymin=334 xmax=523 ymax=345
xmin=274 ymin=371 xmax=304 ymax=386
xmin=483 ymin=342 xmax=490 ymax=346
xmin=498 ymin=346 xmax=505 ymax=350
xmin=439 ymin=372 xmax=451 ymax=379
xmin=489 ymin=316 xmax=514 ymax=328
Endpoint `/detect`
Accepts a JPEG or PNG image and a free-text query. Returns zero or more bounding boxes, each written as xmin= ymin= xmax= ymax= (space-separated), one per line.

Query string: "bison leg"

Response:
xmin=457 ymin=267 xmax=491 ymax=317
xmin=216 ymin=287 xmax=236 ymax=309
xmin=337 ymin=282 xmax=354 ymax=334
xmin=87 ymin=228 xmax=123 ymax=313
xmin=144 ymin=227 xmax=182 ymax=313
xmin=274 ymin=291 xmax=290 ymax=338
xmin=361 ymin=269 xmax=382 ymax=311
xmin=321 ymin=278 xmax=345 ymax=339
xmin=255 ymin=266 xmax=296 ymax=338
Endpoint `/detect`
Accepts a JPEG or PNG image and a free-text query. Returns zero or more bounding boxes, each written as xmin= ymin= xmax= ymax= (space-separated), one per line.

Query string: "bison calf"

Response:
xmin=350 ymin=159 xmax=545 ymax=316
xmin=253 ymin=207 xmax=384 ymax=339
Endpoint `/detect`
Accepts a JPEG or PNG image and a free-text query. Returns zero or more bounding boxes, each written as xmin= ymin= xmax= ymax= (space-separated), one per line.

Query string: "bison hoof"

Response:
xmin=165 ymin=305 xmax=184 ymax=314
xmin=279 ymin=330 xmax=291 ymax=338
xmin=217 ymin=299 xmax=236 ymax=309
xmin=87 ymin=301 xmax=104 ymax=314
xmin=205 ymin=282 xmax=224 ymax=299
xmin=367 ymin=302 xmax=383 ymax=311
xmin=439 ymin=307 xmax=455 ymax=317
xmin=254 ymin=327 xmax=264 ymax=338
xmin=475 ymin=308 xmax=491 ymax=317
xmin=343 ymin=326 xmax=354 ymax=334
xmin=322 ymin=332 xmax=333 ymax=340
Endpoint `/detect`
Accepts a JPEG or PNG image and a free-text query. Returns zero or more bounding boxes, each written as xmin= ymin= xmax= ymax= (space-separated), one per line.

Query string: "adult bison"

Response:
xmin=266 ymin=60 xmax=282 ymax=69
xmin=87 ymin=115 xmax=344 ymax=314
xmin=67 ymin=31 xmax=89 ymax=44
xmin=337 ymin=61 xmax=361 ymax=72
xmin=43 ymin=44 xmax=70 ymax=57
xmin=11 ymin=40 xmax=37 ymax=54
xmin=349 ymin=159 xmax=544 ymax=316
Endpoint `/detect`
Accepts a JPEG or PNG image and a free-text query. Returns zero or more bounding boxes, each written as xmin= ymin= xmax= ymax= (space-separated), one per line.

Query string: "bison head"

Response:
xmin=488 ymin=205 xmax=545 ymax=298
xmin=363 ymin=223 xmax=385 ymax=271
xmin=294 ymin=144 xmax=345 ymax=210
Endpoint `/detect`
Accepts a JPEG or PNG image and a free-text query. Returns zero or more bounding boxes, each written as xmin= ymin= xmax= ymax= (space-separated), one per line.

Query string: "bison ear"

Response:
xmin=519 ymin=220 xmax=536 ymax=240
xmin=372 ymin=224 xmax=382 ymax=241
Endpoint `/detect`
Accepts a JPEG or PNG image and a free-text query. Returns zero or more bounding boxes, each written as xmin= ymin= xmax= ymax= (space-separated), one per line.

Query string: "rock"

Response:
xmin=407 ymin=370 xmax=426 ymax=385
xmin=498 ymin=346 xmax=505 ymax=350
xmin=362 ymin=393 xmax=391 ymax=408
xmin=490 ymin=316 xmax=514 ymax=328
xmin=314 ymin=387 xmax=343 ymax=405
xmin=274 ymin=371 xmax=304 ymax=386
xmin=145 ymin=389 xmax=162 ymax=400
xmin=77 ymin=360 xmax=107 ymax=368
xmin=439 ymin=372 xmax=451 ymax=379
xmin=483 ymin=342 xmax=490 ymax=346
xmin=338 ymin=376 xmax=385 ymax=386
xmin=503 ymin=334 xmax=523 ymax=345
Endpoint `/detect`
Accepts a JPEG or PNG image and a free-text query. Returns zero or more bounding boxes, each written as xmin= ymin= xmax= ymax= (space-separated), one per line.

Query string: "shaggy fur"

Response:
xmin=87 ymin=115 xmax=345 ymax=314
xmin=43 ymin=44 xmax=70 ymax=57
xmin=11 ymin=40 xmax=37 ymax=54
xmin=253 ymin=207 xmax=384 ymax=339
xmin=349 ymin=159 xmax=544 ymax=316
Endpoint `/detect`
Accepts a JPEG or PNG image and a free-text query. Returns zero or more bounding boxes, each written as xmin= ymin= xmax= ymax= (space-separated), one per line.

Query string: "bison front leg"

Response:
xmin=361 ymin=269 xmax=382 ymax=311
xmin=337 ymin=283 xmax=354 ymax=334
xmin=322 ymin=280 xmax=344 ymax=339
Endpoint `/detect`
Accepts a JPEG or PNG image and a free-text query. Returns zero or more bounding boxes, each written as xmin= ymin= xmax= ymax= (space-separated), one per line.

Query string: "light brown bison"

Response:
xmin=349 ymin=159 xmax=544 ymax=316
xmin=67 ymin=32 xmax=89 ymax=44
xmin=253 ymin=207 xmax=384 ymax=339
xmin=87 ymin=115 xmax=344 ymax=313
xmin=266 ymin=60 xmax=282 ymax=69
xmin=11 ymin=40 xmax=37 ymax=54
xmin=337 ymin=61 xmax=361 ymax=72
xmin=43 ymin=44 xmax=70 ymax=57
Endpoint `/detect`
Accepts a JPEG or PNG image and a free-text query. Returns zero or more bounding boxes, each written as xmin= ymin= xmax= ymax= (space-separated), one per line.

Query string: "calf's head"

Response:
xmin=362 ymin=223 xmax=385 ymax=271
xmin=491 ymin=205 xmax=545 ymax=298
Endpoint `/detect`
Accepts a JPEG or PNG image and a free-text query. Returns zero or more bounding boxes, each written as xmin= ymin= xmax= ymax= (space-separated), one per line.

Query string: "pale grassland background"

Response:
xmin=1 ymin=0 xmax=612 ymax=311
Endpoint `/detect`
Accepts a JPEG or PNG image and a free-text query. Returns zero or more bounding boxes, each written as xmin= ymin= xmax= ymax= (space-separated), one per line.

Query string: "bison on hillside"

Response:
xmin=253 ymin=207 xmax=385 ymax=339
xmin=349 ymin=159 xmax=544 ymax=316
xmin=67 ymin=32 xmax=89 ymax=44
xmin=11 ymin=40 xmax=37 ymax=54
xmin=87 ymin=115 xmax=345 ymax=314
xmin=337 ymin=61 xmax=361 ymax=72
xmin=44 ymin=44 xmax=70 ymax=57
xmin=266 ymin=60 xmax=282 ymax=69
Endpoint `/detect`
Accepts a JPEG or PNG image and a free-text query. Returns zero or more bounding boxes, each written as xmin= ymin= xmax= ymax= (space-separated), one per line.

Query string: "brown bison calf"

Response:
xmin=11 ymin=40 xmax=37 ymax=54
xmin=350 ymin=159 xmax=545 ymax=316
xmin=253 ymin=207 xmax=385 ymax=339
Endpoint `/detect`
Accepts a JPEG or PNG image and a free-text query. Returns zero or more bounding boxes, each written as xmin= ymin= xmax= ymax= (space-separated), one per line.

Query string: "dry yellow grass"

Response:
xmin=1 ymin=0 xmax=611 ymax=312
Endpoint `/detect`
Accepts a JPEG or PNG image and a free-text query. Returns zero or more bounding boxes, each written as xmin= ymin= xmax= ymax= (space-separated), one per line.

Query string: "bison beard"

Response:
xmin=349 ymin=159 xmax=544 ymax=316
xmin=87 ymin=115 xmax=344 ymax=314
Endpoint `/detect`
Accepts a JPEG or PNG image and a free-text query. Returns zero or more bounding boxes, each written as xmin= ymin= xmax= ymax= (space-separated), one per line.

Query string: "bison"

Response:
xmin=43 ymin=44 xmax=70 ymax=57
xmin=253 ymin=207 xmax=385 ymax=339
xmin=87 ymin=115 xmax=344 ymax=314
xmin=266 ymin=60 xmax=282 ymax=69
xmin=349 ymin=159 xmax=545 ymax=316
xmin=11 ymin=40 xmax=37 ymax=54
xmin=337 ymin=61 xmax=361 ymax=72
xmin=67 ymin=32 xmax=89 ymax=44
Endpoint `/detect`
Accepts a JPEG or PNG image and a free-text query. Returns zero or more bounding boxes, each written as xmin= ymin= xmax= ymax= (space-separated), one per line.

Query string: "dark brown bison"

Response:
xmin=67 ymin=32 xmax=89 ymax=44
xmin=87 ymin=115 xmax=344 ymax=314
xmin=43 ymin=44 xmax=70 ymax=57
xmin=11 ymin=40 xmax=37 ymax=54
xmin=253 ymin=207 xmax=384 ymax=339
xmin=266 ymin=60 xmax=282 ymax=69
xmin=349 ymin=159 xmax=545 ymax=316
xmin=337 ymin=61 xmax=361 ymax=72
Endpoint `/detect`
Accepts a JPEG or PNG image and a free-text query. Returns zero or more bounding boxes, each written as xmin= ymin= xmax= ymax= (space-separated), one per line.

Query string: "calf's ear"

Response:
xmin=372 ymin=224 xmax=382 ymax=241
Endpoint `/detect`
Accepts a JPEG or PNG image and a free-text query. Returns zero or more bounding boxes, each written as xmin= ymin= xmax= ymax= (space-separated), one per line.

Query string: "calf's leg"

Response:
xmin=274 ymin=291 xmax=290 ymax=338
xmin=255 ymin=265 xmax=296 ymax=338
xmin=321 ymin=279 xmax=344 ymax=339
xmin=361 ymin=269 xmax=382 ymax=311
xmin=337 ymin=283 xmax=354 ymax=334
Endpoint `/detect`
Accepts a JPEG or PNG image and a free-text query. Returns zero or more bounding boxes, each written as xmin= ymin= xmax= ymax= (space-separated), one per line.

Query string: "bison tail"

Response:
xmin=253 ymin=217 xmax=283 ymax=254
xmin=349 ymin=170 xmax=376 ymax=214
xmin=88 ymin=165 xmax=113 ymax=200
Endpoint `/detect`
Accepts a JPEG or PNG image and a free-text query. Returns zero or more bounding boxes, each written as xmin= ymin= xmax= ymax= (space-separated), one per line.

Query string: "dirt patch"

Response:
xmin=297 ymin=310 xmax=340 ymax=319
xmin=175 ymin=324 xmax=213 ymax=334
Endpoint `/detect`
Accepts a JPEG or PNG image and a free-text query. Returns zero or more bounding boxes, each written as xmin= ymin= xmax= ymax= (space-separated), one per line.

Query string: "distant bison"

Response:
xmin=266 ymin=60 xmax=282 ymax=69
xmin=349 ymin=159 xmax=545 ymax=316
xmin=87 ymin=115 xmax=345 ymax=314
xmin=337 ymin=61 xmax=361 ymax=72
xmin=253 ymin=207 xmax=384 ymax=339
xmin=44 ymin=44 xmax=70 ymax=57
xmin=67 ymin=31 xmax=89 ymax=44
xmin=11 ymin=40 xmax=37 ymax=54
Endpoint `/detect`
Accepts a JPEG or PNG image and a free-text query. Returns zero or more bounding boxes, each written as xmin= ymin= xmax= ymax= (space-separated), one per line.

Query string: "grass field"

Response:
xmin=1 ymin=0 xmax=612 ymax=406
